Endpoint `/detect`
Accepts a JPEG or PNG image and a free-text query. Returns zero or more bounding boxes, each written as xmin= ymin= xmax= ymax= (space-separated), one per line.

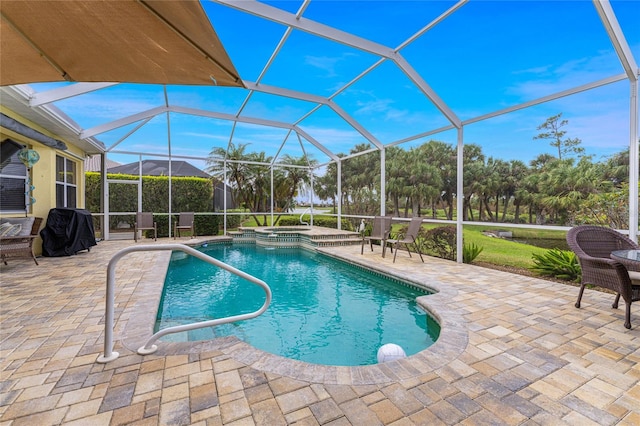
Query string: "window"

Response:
xmin=0 ymin=139 xmax=27 ymax=213
xmin=56 ymin=155 xmax=77 ymax=208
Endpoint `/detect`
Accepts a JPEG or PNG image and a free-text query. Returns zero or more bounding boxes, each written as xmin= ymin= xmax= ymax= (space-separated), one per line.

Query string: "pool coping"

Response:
xmin=120 ymin=237 xmax=468 ymax=385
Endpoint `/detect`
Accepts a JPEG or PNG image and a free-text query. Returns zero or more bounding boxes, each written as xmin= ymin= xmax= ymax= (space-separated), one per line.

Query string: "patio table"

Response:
xmin=611 ymin=249 xmax=640 ymax=273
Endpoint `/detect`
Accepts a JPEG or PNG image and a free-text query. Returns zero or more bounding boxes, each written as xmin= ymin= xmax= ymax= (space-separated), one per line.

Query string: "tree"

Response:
xmin=272 ymin=154 xmax=316 ymax=224
xmin=419 ymin=141 xmax=456 ymax=220
xmin=462 ymin=144 xmax=485 ymax=221
xmin=206 ymin=142 xmax=274 ymax=226
xmin=534 ymin=113 xmax=584 ymax=160
xmin=385 ymin=147 xmax=408 ymax=217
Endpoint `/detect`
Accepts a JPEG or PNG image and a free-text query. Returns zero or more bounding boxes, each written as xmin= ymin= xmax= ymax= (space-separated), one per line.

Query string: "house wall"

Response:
xmin=1 ymin=107 xmax=88 ymax=255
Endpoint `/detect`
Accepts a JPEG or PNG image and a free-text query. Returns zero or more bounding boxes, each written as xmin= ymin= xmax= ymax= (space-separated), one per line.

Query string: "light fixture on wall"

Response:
xmin=18 ymin=148 xmax=40 ymax=208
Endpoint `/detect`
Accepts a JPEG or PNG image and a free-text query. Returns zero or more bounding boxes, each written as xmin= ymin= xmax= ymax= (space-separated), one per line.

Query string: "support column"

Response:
xmin=456 ymin=127 xmax=464 ymax=263
xmin=337 ymin=160 xmax=342 ymax=229
xmin=629 ymin=79 xmax=638 ymax=242
xmin=380 ymin=149 xmax=386 ymax=216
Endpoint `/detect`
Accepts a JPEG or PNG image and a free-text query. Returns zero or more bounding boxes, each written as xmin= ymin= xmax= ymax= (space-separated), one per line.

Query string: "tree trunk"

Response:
xmin=501 ymin=197 xmax=510 ymax=222
xmin=483 ymin=196 xmax=495 ymax=221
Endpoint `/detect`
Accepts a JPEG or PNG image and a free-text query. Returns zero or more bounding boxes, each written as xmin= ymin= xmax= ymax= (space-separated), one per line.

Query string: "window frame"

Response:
xmin=56 ymin=154 xmax=78 ymax=208
xmin=0 ymin=139 xmax=28 ymax=214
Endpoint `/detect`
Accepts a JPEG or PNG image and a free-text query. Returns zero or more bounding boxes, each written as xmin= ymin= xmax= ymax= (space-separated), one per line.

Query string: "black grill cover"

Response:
xmin=40 ymin=208 xmax=97 ymax=256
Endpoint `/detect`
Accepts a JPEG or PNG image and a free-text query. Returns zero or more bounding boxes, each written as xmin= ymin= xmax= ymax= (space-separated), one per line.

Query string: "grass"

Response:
xmin=237 ymin=215 xmax=568 ymax=270
xmin=388 ymin=223 xmax=566 ymax=269
xmin=463 ymin=225 xmax=566 ymax=268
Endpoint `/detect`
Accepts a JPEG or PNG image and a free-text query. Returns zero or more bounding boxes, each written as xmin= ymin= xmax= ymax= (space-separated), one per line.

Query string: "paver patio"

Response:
xmin=1 ymin=237 xmax=638 ymax=425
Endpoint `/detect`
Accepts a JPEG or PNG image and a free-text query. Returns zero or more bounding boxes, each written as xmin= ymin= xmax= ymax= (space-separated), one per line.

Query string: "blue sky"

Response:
xmin=33 ymin=0 xmax=639 ymax=171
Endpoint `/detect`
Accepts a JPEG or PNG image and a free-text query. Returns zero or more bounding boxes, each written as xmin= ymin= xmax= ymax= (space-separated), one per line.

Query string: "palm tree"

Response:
xmin=206 ymin=143 xmax=275 ymax=225
xmin=272 ymin=154 xmax=316 ymax=225
xmin=385 ymin=147 xmax=408 ymax=216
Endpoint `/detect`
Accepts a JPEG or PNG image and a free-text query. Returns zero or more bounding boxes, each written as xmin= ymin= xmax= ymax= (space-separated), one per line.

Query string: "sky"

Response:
xmin=29 ymin=0 xmax=640 ymax=172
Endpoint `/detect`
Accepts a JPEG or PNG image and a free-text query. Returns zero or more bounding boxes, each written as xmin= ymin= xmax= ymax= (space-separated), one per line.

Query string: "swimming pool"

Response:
xmin=156 ymin=244 xmax=440 ymax=366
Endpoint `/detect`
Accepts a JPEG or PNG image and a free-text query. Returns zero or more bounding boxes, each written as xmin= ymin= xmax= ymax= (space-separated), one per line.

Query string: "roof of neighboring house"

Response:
xmin=84 ymin=155 xmax=120 ymax=172
xmin=107 ymin=160 xmax=210 ymax=178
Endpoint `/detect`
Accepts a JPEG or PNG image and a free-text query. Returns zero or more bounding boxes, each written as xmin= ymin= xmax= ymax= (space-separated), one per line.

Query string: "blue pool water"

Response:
xmin=157 ymin=244 xmax=440 ymax=366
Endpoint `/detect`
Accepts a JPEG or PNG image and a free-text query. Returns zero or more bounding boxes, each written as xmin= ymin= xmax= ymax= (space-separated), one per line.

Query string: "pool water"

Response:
xmin=157 ymin=244 xmax=440 ymax=366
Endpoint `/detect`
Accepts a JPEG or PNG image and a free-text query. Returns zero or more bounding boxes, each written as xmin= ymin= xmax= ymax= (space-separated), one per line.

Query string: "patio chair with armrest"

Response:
xmin=388 ymin=217 xmax=425 ymax=263
xmin=174 ymin=212 xmax=195 ymax=239
xmin=134 ymin=212 xmax=157 ymax=242
xmin=361 ymin=216 xmax=393 ymax=258
xmin=566 ymin=225 xmax=640 ymax=329
xmin=0 ymin=217 xmax=43 ymax=265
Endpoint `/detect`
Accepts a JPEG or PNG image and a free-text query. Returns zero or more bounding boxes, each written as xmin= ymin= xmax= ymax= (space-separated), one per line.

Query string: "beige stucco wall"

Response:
xmin=1 ymin=107 xmax=88 ymax=255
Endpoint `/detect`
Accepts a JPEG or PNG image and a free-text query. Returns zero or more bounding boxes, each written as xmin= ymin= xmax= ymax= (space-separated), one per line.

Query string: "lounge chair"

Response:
xmin=134 ymin=212 xmax=157 ymax=242
xmin=566 ymin=225 xmax=640 ymax=329
xmin=361 ymin=216 xmax=392 ymax=258
xmin=174 ymin=212 xmax=195 ymax=239
xmin=0 ymin=217 xmax=43 ymax=265
xmin=389 ymin=217 xmax=424 ymax=263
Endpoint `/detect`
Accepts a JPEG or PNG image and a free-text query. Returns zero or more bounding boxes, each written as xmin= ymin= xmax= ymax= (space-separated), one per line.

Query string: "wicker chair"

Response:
xmin=566 ymin=225 xmax=640 ymax=329
xmin=0 ymin=217 xmax=43 ymax=265
xmin=134 ymin=212 xmax=157 ymax=242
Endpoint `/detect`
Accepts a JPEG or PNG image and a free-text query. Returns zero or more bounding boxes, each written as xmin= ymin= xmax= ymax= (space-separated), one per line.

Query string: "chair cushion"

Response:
xmin=629 ymin=270 xmax=640 ymax=285
xmin=0 ymin=222 xmax=21 ymax=237
xmin=0 ymin=217 xmax=35 ymax=237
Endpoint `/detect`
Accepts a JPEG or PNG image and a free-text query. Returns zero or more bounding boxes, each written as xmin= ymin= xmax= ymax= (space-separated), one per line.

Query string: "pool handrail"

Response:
xmin=96 ymin=244 xmax=272 ymax=363
xmin=299 ymin=207 xmax=314 ymax=226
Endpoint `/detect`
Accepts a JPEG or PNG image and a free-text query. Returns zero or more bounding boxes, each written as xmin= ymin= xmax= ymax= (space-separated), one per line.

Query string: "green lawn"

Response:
xmin=236 ymin=214 xmax=568 ymax=270
xmin=463 ymin=226 xmax=556 ymax=268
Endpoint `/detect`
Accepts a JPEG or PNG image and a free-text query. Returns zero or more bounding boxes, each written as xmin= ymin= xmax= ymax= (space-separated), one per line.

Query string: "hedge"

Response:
xmin=85 ymin=172 xmax=219 ymax=236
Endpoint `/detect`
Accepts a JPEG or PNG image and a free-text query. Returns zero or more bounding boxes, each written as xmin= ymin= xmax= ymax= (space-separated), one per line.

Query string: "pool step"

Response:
xmin=229 ymin=227 xmax=363 ymax=249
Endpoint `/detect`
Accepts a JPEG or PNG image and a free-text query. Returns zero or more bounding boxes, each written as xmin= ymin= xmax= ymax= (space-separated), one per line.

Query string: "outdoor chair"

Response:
xmin=388 ymin=217 xmax=425 ymax=263
xmin=174 ymin=212 xmax=195 ymax=239
xmin=134 ymin=212 xmax=157 ymax=242
xmin=361 ymin=216 xmax=392 ymax=258
xmin=0 ymin=217 xmax=43 ymax=265
xmin=566 ymin=225 xmax=640 ymax=329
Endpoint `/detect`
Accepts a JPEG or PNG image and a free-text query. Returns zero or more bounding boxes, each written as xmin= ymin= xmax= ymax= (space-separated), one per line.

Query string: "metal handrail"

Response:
xmin=299 ymin=207 xmax=313 ymax=226
xmin=97 ymin=244 xmax=271 ymax=363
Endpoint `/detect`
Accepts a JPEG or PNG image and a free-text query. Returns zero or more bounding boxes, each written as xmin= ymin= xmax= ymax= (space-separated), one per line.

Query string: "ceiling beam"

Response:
xmin=29 ymin=83 xmax=118 ymax=107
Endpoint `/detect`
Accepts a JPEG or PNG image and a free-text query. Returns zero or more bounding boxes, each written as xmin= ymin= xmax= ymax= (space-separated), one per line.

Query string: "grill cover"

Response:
xmin=40 ymin=208 xmax=97 ymax=256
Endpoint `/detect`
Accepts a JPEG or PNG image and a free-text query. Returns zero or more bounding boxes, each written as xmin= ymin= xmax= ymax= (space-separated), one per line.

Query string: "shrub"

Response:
xmin=463 ymin=242 xmax=484 ymax=263
xmin=529 ymin=249 xmax=581 ymax=282
xmin=423 ymin=226 xmax=456 ymax=260
xmin=278 ymin=215 xmax=340 ymax=229
xmin=219 ymin=213 xmax=243 ymax=230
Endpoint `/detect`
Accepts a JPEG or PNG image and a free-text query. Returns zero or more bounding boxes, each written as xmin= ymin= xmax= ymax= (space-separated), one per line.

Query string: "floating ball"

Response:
xmin=377 ymin=343 xmax=406 ymax=363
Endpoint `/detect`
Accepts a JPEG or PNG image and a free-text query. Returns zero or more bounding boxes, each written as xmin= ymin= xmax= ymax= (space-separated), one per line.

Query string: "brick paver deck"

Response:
xmin=1 ymin=237 xmax=638 ymax=425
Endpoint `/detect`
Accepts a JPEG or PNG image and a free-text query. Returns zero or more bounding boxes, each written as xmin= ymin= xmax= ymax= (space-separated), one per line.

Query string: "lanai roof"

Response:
xmin=1 ymin=0 xmax=637 ymax=170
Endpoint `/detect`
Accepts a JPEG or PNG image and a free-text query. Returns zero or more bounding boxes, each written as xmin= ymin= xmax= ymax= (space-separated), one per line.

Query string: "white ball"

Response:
xmin=377 ymin=343 xmax=406 ymax=363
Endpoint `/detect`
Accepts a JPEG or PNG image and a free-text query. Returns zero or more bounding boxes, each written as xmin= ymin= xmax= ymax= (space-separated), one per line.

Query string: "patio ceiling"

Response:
xmin=0 ymin=0 xmax=636 ymax=168
xmin=0 ymin=0 xmax=242 ymax=87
